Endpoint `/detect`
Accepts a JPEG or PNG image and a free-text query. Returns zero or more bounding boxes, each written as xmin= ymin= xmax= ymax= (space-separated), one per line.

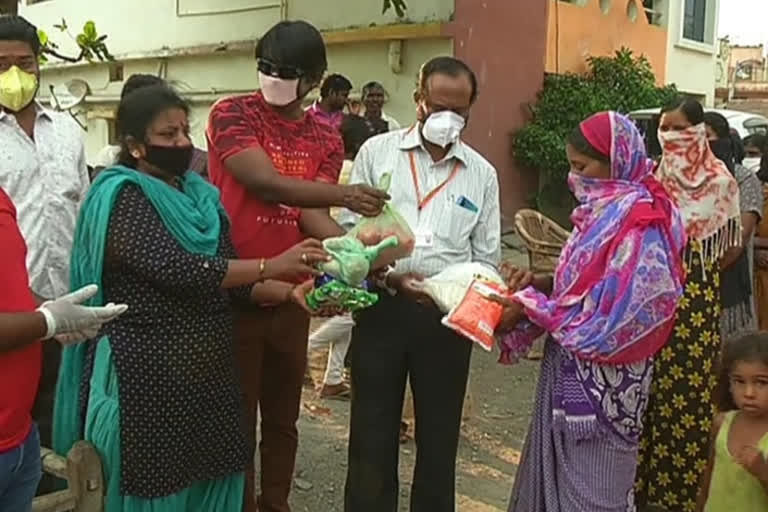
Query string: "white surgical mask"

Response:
xmin=743 ymin=157 xmax=761 ymax=173
xmin=259 ymin=71 xmax=299 ymax=107
xmin=421 ymin=110 xmax=465 ymax=148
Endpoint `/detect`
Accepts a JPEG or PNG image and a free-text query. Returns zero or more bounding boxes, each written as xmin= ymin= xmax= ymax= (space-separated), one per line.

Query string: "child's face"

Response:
xmin=730 ymin=360 xmax=768 ymax=418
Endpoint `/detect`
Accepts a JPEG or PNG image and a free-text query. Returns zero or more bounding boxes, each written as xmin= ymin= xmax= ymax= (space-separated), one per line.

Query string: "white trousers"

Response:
xmin=308 ymin=315 xmax=355 ymax=385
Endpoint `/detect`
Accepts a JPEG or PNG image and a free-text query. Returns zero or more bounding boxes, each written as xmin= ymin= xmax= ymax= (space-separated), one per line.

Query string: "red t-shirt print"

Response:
xmin=0 ymin=188 xmax=42 ymax=453
xmin=207 ymin=91 xmax=344 ymax=261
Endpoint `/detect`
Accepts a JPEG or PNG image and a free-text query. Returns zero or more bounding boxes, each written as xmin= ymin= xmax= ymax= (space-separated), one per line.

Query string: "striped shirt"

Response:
xmin=0 ymin=104 xmax=89 ymax=299
xmin=338 ymin=126 xmax=501 ymax=277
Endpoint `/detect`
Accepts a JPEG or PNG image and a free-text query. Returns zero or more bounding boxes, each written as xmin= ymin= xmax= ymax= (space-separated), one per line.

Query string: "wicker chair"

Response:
xmin=514 ymin=209 xmax=570 ymax=274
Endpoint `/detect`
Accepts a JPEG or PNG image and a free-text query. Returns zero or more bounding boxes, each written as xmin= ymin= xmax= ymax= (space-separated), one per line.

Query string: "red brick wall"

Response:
xmin=443 ymin=0 xmax=548 ymax=225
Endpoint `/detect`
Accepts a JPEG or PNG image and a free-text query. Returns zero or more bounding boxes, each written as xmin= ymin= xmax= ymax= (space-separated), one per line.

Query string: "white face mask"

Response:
xmin=259 ymin=71 xmax=299 ymax=107
xmin=743 ymin=157 xmax=762 ymax=173
xmin=421 ymin=110 xmax=466 ymax=148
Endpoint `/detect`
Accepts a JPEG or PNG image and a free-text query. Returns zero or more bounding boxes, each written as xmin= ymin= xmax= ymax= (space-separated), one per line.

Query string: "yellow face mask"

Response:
xmin=0 ymin=66 xmax=38 ymax=112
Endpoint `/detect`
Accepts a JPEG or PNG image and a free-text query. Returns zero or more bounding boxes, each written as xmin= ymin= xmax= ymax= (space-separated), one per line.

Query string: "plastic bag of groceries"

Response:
xmin=421 ymin=262 xmax=505 ymax=313
xmin=443 ymin=279 xmax=509 ymax=351
xmin=419 ymin=263 xmax=510 ymax=351
xmin=305 ymin=232 xmax=398 ymax=314
xmin=319 ymin=234 xmax=399 ymax=287
xmin=348 ymin=172 xmax=415 ymax=269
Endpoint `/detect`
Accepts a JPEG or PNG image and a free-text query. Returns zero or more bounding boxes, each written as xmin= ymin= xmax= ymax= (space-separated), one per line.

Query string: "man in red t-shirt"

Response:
xmin=0 ymin=189 xmax=126 ymax=511
xmin=207 ymin=21 xmax=387 ymax=512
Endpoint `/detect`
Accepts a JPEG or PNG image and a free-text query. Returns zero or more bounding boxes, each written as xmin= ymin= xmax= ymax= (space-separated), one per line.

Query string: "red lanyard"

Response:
xmin=408 ymin=151 xmax=461 ymax=211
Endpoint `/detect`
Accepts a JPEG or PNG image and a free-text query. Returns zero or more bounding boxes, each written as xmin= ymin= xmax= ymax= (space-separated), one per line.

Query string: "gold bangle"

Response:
xmin=258 ymin=258 xmax=266 ymax=281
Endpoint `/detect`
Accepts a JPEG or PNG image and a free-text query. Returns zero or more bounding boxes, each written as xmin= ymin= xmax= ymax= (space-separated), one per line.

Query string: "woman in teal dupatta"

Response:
xmin=53 ymin=85 xmax=328 ymax=511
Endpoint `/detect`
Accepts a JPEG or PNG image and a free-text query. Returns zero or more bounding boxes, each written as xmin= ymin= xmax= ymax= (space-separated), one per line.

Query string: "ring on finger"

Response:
xmin=301 ymin=253 xmax=308 ymax=264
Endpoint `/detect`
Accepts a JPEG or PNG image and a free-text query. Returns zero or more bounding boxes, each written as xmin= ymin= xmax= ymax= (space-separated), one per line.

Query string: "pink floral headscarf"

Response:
xmin=499 ymin=112 xmax=686 ymax=365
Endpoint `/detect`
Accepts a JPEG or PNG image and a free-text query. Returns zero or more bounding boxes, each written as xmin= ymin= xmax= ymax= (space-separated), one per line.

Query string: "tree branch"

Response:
xmin=41 ymin=47 xmax=85 ymax=63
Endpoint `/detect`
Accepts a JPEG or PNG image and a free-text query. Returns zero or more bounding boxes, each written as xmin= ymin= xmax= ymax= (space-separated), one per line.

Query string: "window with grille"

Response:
xmin=683 ymin=0 xmax=707 ymax=42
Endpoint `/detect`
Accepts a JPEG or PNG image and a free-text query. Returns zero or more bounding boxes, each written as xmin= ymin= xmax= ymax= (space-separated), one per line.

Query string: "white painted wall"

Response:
xmin=17 ymin=0 xmax=454 ymax=163
xmin=663 ymin=0 xmax=720 ymax=106
xmin=19 ymin=0 xmax=453 ymax=57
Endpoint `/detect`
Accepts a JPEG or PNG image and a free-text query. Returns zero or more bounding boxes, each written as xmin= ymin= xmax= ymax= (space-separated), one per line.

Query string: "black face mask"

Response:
xmin=143 ymin=144 xmax=194 ymax=177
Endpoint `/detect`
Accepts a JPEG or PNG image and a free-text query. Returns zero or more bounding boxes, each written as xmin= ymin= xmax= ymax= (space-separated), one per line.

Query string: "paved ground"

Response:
xmin=290 ymin=346 xmax=540 ymax=512
xmin=272 ymin=240 xmax=541 ymax=511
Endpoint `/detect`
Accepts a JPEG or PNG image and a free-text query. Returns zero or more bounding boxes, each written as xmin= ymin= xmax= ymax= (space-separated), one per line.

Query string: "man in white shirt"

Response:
xmin=0 ymin=15 xmax=90 ymax=489
xmin=339 ymin=56 xmax=501 ymax=512
xmin=361 ymin=81 xmax=401 ymax=134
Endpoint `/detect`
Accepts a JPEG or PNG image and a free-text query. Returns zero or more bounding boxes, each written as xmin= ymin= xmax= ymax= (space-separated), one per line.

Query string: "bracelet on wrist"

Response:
xmin=257 ymin=258 xmax=267 ymax=281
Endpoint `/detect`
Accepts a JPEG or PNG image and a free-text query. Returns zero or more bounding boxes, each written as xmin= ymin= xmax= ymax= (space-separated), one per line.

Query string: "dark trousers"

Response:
xmin=344 ymin=294 xmax=472 ymax=512
xmin=235 ymin=303 xmax=310 ymax=512
xmin=31 ymin=341 xmax=61 ymax=495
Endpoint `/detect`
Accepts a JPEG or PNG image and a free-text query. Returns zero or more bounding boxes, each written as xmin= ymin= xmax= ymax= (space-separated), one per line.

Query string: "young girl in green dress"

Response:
xmin=697 ymin=332 xmax=768 ymax=511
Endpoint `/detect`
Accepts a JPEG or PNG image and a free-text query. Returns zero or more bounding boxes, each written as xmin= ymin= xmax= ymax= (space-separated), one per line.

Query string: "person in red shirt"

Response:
xmin=207 ymin=20 xmax=387 ymax=512
xmin=0 ymin=188 xmax=125 ymax=512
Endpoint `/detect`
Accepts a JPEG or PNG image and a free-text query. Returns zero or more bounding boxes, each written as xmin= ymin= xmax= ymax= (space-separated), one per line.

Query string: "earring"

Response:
xmin=131 ymin=151 xmax=141 ymax=159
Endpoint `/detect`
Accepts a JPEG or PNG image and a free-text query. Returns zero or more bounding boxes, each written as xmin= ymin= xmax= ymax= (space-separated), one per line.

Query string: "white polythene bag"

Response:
xmin=420 ymin=262 xmax=504 ymax=313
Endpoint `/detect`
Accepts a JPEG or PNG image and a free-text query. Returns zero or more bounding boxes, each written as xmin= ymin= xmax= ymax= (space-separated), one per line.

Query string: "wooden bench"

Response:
xmin=31 ymin=442 xmax=104 ymax=512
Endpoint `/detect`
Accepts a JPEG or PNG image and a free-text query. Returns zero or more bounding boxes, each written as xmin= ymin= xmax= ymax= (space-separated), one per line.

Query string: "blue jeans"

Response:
xmin=0 ymin=425 xmax=42 ymax=512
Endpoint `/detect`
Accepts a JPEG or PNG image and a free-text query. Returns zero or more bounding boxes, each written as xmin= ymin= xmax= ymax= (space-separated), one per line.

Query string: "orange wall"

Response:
xmin=546 ymin=0 xmax=667 ymax=83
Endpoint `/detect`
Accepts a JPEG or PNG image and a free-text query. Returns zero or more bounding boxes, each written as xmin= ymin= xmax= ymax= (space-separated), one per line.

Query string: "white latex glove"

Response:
xmin=53 ymin=327 xmax=103 ymax=346
xmin=37 ymin=285 xmax=128 ymax=341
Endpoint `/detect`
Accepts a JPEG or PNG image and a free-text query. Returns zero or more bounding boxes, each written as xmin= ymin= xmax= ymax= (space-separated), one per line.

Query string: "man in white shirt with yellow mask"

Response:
xmin=0 ymin=15 xmax=90 ymax=494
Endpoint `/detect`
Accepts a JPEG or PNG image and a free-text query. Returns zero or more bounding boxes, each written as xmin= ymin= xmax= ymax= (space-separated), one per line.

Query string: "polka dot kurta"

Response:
xmin=79 ymin=184 xmax=252 ymax=498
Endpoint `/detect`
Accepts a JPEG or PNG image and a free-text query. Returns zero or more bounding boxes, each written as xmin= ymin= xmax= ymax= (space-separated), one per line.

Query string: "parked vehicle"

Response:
xmin=629 ymin=107 xmax=768 ymax=159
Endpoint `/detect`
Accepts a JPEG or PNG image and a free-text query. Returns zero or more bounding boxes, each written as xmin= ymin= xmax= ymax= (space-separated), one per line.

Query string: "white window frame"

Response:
xmin=676 ymin=0 xmax=718 ymax=55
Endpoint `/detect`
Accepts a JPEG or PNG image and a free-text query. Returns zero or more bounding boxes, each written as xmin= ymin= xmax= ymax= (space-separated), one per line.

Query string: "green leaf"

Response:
xmin=37 ymin=29 xmax=49 ymax=47
xmin=512 ymin=48 xmax=677 ymax=219
xmin=83 ymin=21 xmax=97 ymax=40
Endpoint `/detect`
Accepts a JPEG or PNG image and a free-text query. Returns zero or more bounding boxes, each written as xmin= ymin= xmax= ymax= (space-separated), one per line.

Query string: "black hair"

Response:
xmin=715 ymin=332 xmax=768 ymax=411
xmin=732 ymin=131 xmax=746 ymax=164
xmin=362 ymin=81 xmax=386 ymax=99
xmin=0 ymin=15 xmax=41 ymax=56
xmin=117 ymin=84 xmax=189 ymax=167
xmin=567 ymin=124 xmax=610 ymax=164
xmin=320 ymin=74 xmax=352 ymax=98
xmin=703 ymin=111 xmax=730 ymax=140
xmin=121 ymin=74 xmax=164 ymax=100
xmin=744 ymin=134 xmax=768 ymax=153
xmin=661 ymin=96 xmax=704 ymax=125
xmin=340 ymin=114 xmax=373 ymax=158
xmin=255 ymin=21 xmax=327 ymax=81
xmin=759 ymin=155 xmax=768 ymax=183
xmin=418 ymin=56 xmax=479 ymax=104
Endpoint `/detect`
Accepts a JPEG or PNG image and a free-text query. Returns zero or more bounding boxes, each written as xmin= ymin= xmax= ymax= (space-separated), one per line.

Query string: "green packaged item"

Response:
xmin=305 ymin=275 xmax=379 ymax=313
xmin=319 ymin=234 xmax=399 ymax=287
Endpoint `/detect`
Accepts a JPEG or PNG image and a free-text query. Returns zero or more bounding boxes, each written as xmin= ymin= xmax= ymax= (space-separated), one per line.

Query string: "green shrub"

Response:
xmin=513 ymin=48 xmax=678 ymax=226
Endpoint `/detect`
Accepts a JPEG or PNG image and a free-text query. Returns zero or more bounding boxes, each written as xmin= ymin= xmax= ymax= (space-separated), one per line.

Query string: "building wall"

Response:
xmin=20 ymin=0 xmax=547 ymax=218
xmin=448 ymin=0 xmax=547 ymax=222
xmin=545 ymin=0 xmax=668 ymax=82
xmin=20 ymin=0 xmax=453 ymax=56
xmin=19 ymin=1 xmax=453 ymax=161
xmin=663 ymin=0 xmax=719 ymax=105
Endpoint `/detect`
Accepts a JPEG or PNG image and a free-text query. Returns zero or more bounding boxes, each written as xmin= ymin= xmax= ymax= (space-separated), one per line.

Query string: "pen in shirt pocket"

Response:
xmin=456 ymin=195 xmax=478 ymax=213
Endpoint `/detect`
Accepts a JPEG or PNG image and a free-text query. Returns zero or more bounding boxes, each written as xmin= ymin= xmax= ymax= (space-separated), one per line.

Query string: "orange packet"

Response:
xmin=442 ymin=279 xmax=509 ymax=351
